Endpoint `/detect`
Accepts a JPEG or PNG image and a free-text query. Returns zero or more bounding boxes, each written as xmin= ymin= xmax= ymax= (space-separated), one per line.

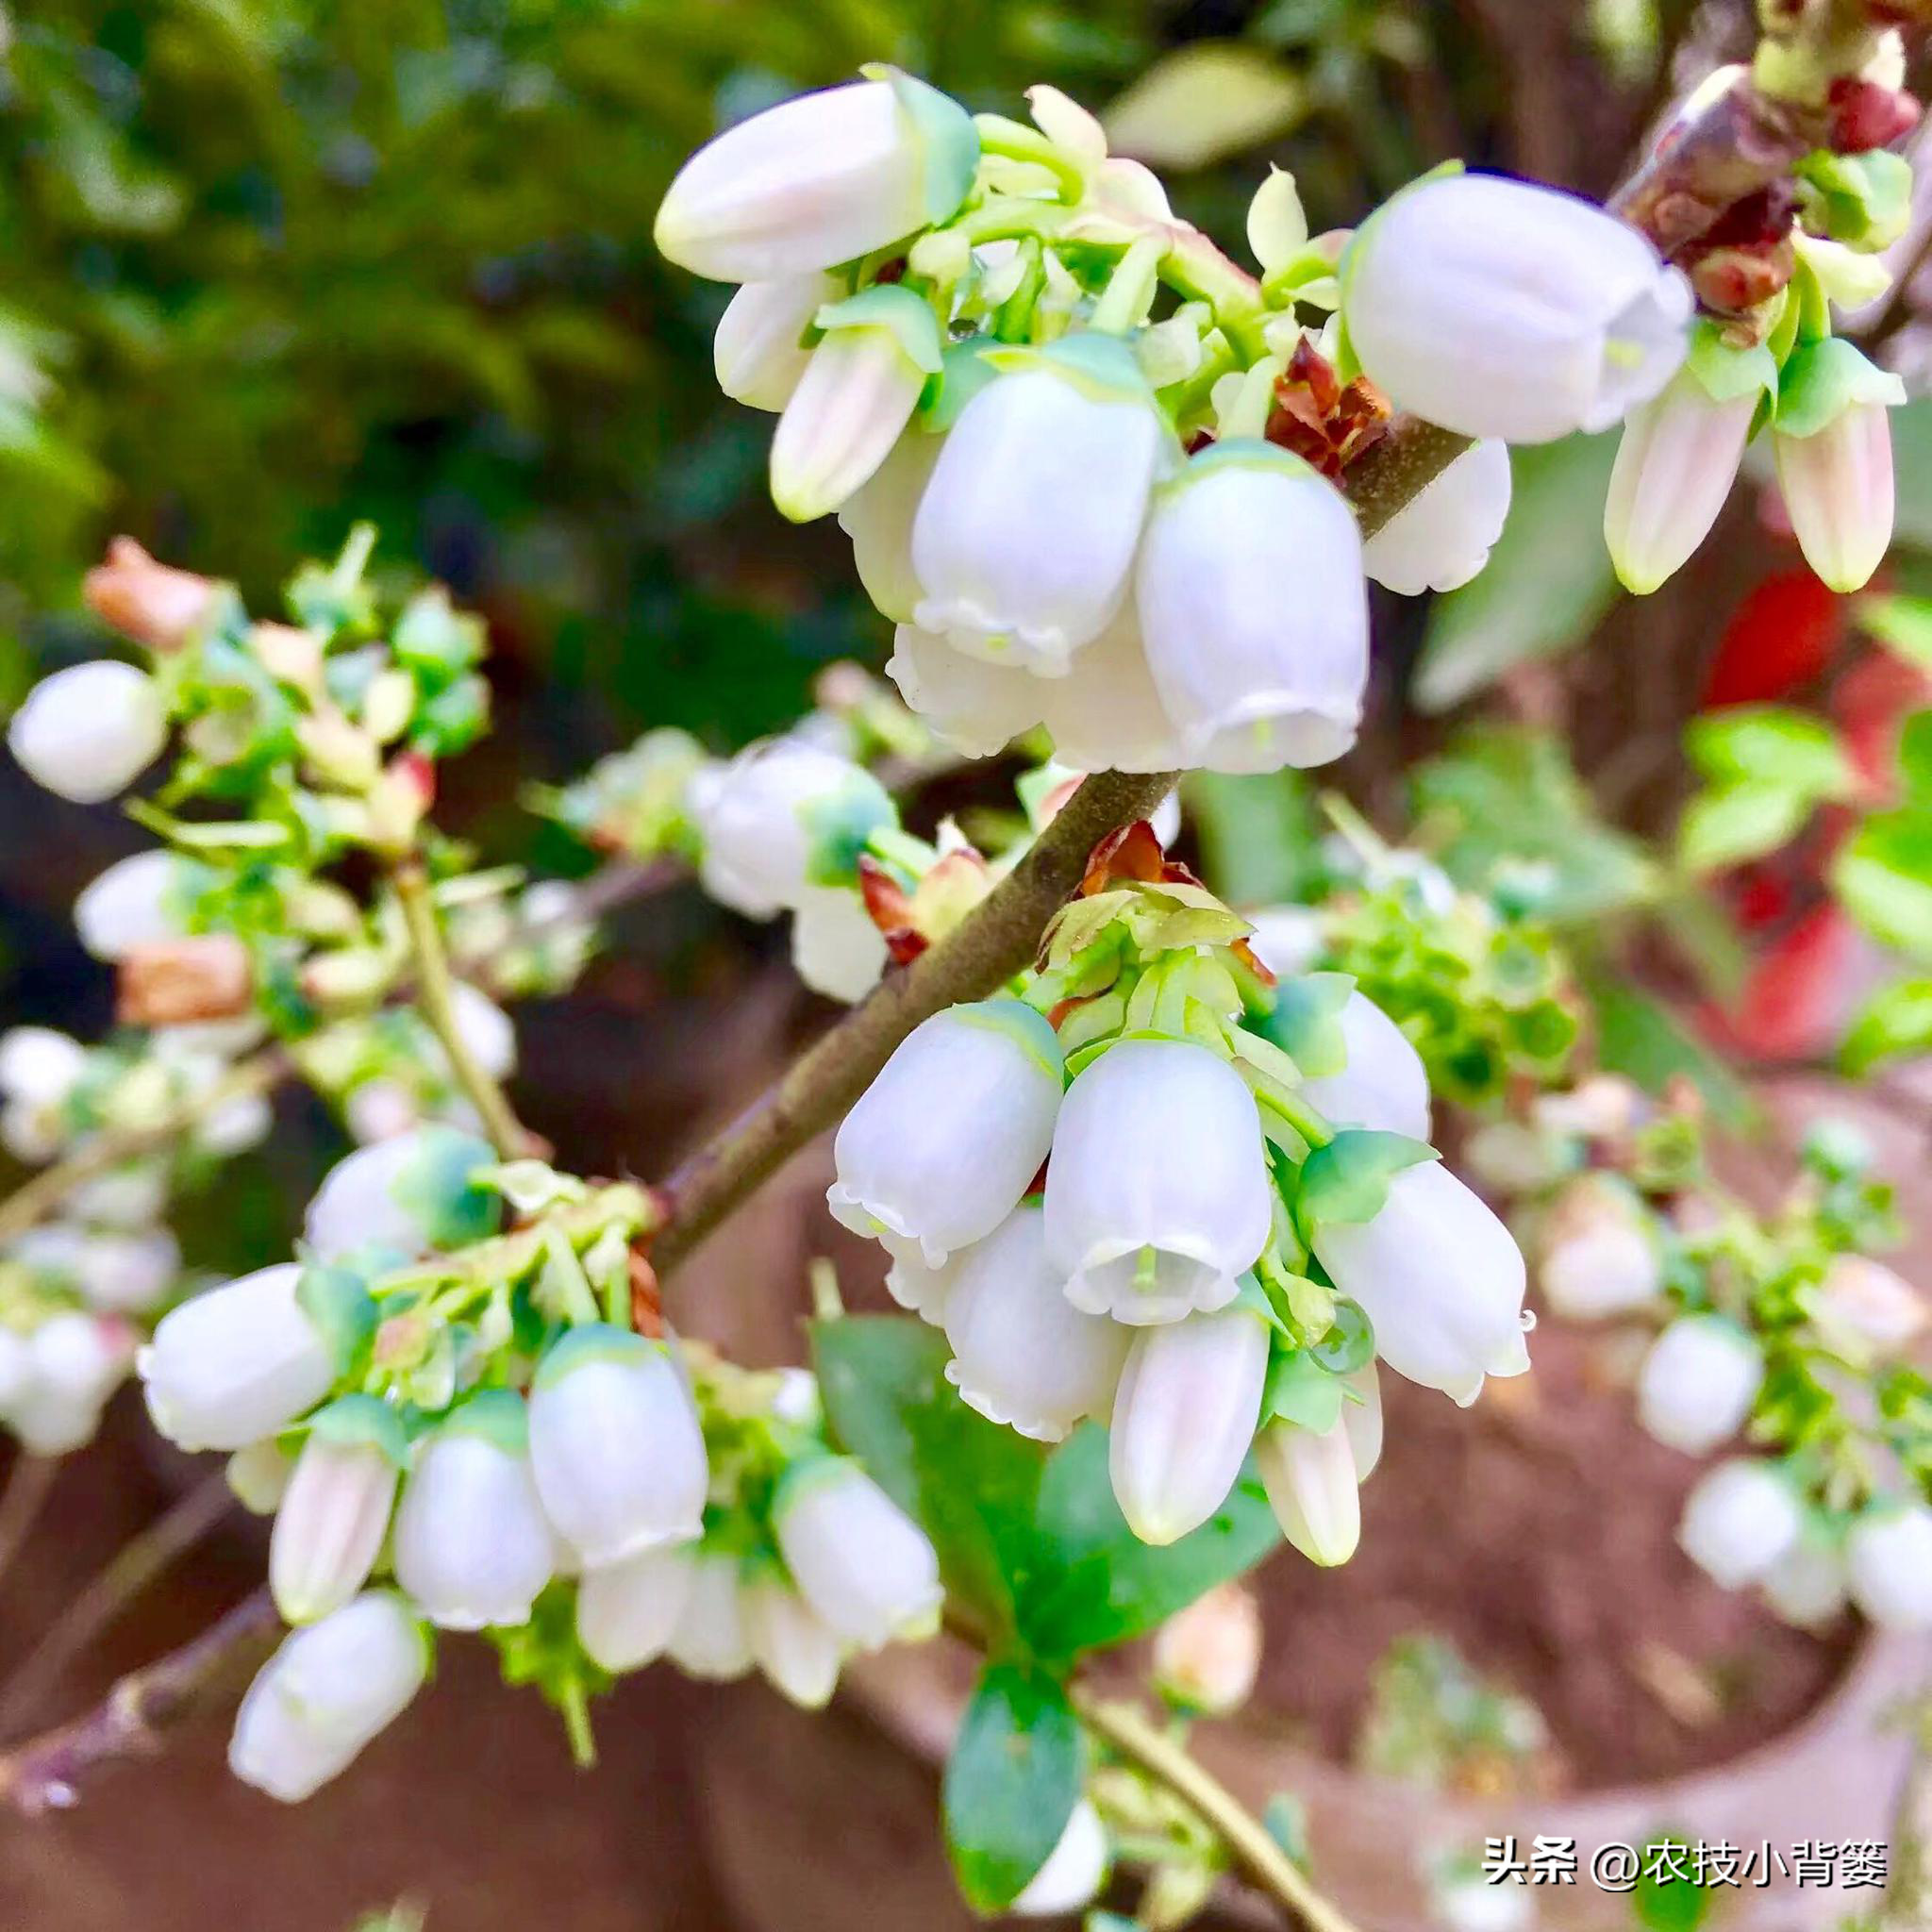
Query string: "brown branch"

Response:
xmin=0 ymin=1455 xmax=60 ymax=1590
xmin=0 ymin=1587 xmax=276 ymax=1816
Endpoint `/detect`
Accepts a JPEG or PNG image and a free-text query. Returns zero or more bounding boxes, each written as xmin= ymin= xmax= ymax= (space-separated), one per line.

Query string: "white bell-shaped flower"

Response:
xmin=393 ymin=1392 xmax=555 ymax=1631
xmin=696 ymin=738 xmax=893 ymax=921
xmin=791 ymin=886 xmax=889 ymax=1003
xmin=303 ymin=1126 xmax=496 ymax=1264
xmin=1257 ymin=1400 xmax=1374 ymax=1568
xmin=1044 ymin=1039 xmax=1271 ymax=1325
xmin=527 ymin=1324 xmax=708 ymax=1568
xmin=654 ymin=75 xmax=979 ymax=283
xmin=227 ymin=1439 xmax=295 ymax=1515
xmin=67 ymin=1228 xmax=180 ymax=1313
xmin=1344 ymin=172 xmax=1690 ymax=442
xmin=1604 ymin=368 xmax=1756 ymax=593
xmin=0 ymin=1026 xmax=86 ymax=1109
xmin=229 ymin=1591 xmax=429 ymax=1804
xmin=840 ymin=429 xmax=941 ymax=624
xmin=1362 ymin=438 xmax=1512 ymax=595
xmin=911 ymin=336 xmax=1169 ymax=675
xmin=448 ymin=981 xmax=517 ymax=1080
xmin=741 ymin=1569 xmax=843 ymax=1708
xmin=1762 ymin=1531 xmax=1847 ymax=1628
xmin=575 ymin=1544 xmax=694 ymax=1674
xmin=1245 ymin=907 xmax=1325 ymax=980
xmin=1108 ymin=1306 xmax=1269 ymax=1547
xmin=1678 ymin=1458 xmax=1801 ymax=1588
xmin=9 ymin=1379 xmax=106 ymax=1456
xmin=882 ymin=1233 xmax=963 ymax=1327
xmin=714 ymin=272 xmax=839 ymax=411
xmin=770 ymin=289 xmax=940 ymax=524
xmin=887 ymin=623 xmax=1041 ymax=758
xmin=1037 ymin=608 xmax=1191 ymax=775
xmin=1812 ymin=1254 xmax=1926 ymax=1358
xmin=140 ymin=1262 xmax=335 ymax=1452
xmin=8 ymin=660 xmax=167 ymax=804
xmin=666 ymin=1548 xmax=754 ymax=1679
xmin=74 ymin=849 xmax=189 ymax=961
xmin=1296 ymin=991 xmax=1430 ymax=1140
xmin=1775 ymin=401 xmax=1896 ymax=594
xmin=70 ymin=1161 xmax=169 ymax=1229
xmin=1314 ymin=1162 xmax=1529 ymax=1406
xmin=772 ymin=1457 xmax=942 ymax=1650
xmin=269 ymin=1398 xmax=402 ymax=1625
xmin=196 ymin=1087 xmax=275 ymax=1158
xmin=1012 ymin=1799 xmax=1109 ymax=1918
xmin=829 ymin=1000 xmax=1063 ymax=1266
xmin=28 ymin=1309 xmax=129 ymax=1411
xmin=942 ymin=1205 xmax=1130 ymax=1441
xmin=1136 ymin=441 xmax=1368 ymax=774
xmin=1636 ymin=1314 xmax=1763 ymax=1457
xmin=1535 ymin=1174 xmax=1662 ymax=1320
xmin=1846 ymin=1503 xmax=1932 ymax=1630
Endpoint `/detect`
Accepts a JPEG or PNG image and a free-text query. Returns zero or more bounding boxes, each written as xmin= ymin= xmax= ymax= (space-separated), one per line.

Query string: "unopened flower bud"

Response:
xmin=839 ymin=429 xmax=941 ymax=624
xmin=9 ymin=660 xmax=168 ymax=805
xmin=715 ymin=273 xmax=839 ymax=411
xmin=1345 ymin=173 xmax=1690 ymax=442
xmin=116 ymin=934 xmax=253 ymax=1028
xmin=1046 ymin=1040 xmax=1271 ymax=1325
xmin=74 ymin=849 xmax=190 ymax=962
xmin=393 ymin=1391 xmax=554 ymax=1630
xmin=0 ymin=1027 xmax=87 ymax=1110
xmin=527 ymin=1325 xmax=708 ymax=1568
xmin=229 ymin=1591 xmax=429 ymax=1803
xmin=1637 ymin=1314 xmax=1762 ymax=1456
xmin=1109 ymin=1306 xmax=1269 ymax=1546
xmin=575 ymin=1544 xmax=694 ymax=1674
xmin=741 ymin=1568 xmax=843 ymax=1708
xmin=1296 ymin=991 xmax=1431 ymax=1141
xmin=772 ymin=1457 xmax=942 ymax=1650
xmin=1846 ymin=1503 xmax=1932 ymax=1629
xmin=666 ymin=1547 xmax=754 ymax=1679
xmin=1012 ymin=1799 xmax=1108 ymax=1918
xmin=1536 ymin=1174 xmax=1662 ymax=1320
xmin=1774 ymin=341 xmax=1904 ymax=594
xmin=1812 ymin=1254 xmax=1926 ymax=1359
xmin=303 ymin=1126 xmax=499 ymax=1264
xmin=1151 ymin=1582 xmax=1262 ymax=1716
xmin=1678 ymin=1458 xmax=1800 ymax=1588
xmin=1762 ymin=1529 xmax=1846 ymax=1628
xmin=83 ymin=538 xmax=218 ymax=652
xmin=270 ymin=1396 xmax=403 ymax=1625
xmin=140 ymin=1262 xmax=335 ymax=1452
xmin=655 ymin=75 xmax=979 ymax=283
xmin=1257 ymin=1412 xmax=1363 ymax=1568
xmin=790 ymin=886 xmax=889 ymax=1003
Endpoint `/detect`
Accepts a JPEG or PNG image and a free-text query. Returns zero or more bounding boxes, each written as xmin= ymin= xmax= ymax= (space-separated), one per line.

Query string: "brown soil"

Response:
xmin=1248 ymin=1322 xmax=1854 ymax=1792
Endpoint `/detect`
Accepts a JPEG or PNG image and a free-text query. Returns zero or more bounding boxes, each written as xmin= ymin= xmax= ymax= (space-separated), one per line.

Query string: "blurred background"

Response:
xmin=0 ymin=2 xmax=1928 ymax=1927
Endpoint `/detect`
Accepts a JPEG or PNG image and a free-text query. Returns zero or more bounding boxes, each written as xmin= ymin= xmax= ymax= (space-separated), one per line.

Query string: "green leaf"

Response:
xmin=1899 ymin=711 xmax=1932 ymax=803
xmin=1632 ymin=1835 xmax=1715 ymax=1932
xmin=1842 ymin=979 xmax=1932 ymax=1073
xmin=1585 ymin=973 xmax=1757 ymax=1128
xmin=1794 ymin=148 xmax=1912 ymax=252
xmin=1861 ymin=593 xmax=1932 ymax=668
xmin=1413 ymin=434 xmax=1622 ymax=711
xmin=1020 ymin=1424 xmax=1279 ymax=1660
xmin=1684 ymin=706 xmax=1853 ymax=796
xmin=1833 ymin=810 xmax=1932 ymax=959
xmin=942 ymin=1661 xmax=1083 ymax=1914
xmin=1183 ymin=771 xmax=1322 ymax=907
xmin=1676 ymin=782 xmax=1814 ymax=874
xmin=812 ymin=1316 xmax=1044 ymax=1645
xmin=1101 ymin=42 xmax=1305 ymax=170
xmin=1293 ymin=1129 xmax=1437 ymax=1236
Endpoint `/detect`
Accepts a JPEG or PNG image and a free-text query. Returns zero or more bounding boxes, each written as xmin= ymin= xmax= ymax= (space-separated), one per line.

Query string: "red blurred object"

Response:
xmin=1834 ymin=648 xmax=1932 ymax=792
xmin=1702 ymin=569 xmax=1846 ymax=708
xmin=1708 ymin=902 xmax=1886 ymax=1061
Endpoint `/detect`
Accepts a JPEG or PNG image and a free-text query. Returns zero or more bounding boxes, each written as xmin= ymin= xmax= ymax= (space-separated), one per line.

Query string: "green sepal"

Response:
xmin=391 ymin=586 xmax=486 ymax=689
xmin=1261 ymin=1343 xmax=1345 ymax=1434
xmin=1293 ymin=1128 xmax=1438 ymax=1238
xmin=949 ymin=998 xmax=1066 ymax=1086
xmin=533 ymin=1319 xmax=657 ymax=1391
xmin=922 ymin=338 xmax=1003 ymax=432
xmin=295 ymin=1260 xmax=379 ymax=1379
xmin=297 ymin=1391 xmax=411 ymax=1468
xmin=981 ymin=330 xmax=1152 ymax=402
xmin=1307 ymin=1296 xmax=1374 ymax=1374
xmin=1254 ymin=971 xmax=1357 ymax=1078
xmin=812 ymin=285 xmax=944 ymax=375
xmin=1775 ymin=337 xmax=1907 ymax=441
xmin=1684 ymin=321 xmax=1777 ymax=408
xmin=391 ymin=1124 xmax=504 ymax=1251
xmin=436 ymin=1385 xmax=530 ymax=1456
xmin=799 ymin=767 xmax=898 ymax=889
xmin=866 ymin=67 xmax=980 ymax=230
xmin=1794 ymin=148 xmax=1912 ymax=253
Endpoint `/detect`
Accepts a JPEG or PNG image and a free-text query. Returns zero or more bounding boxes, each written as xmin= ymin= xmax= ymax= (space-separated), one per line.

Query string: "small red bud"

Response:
xmin=1828 ymin=75 xmax=1922 ymax=153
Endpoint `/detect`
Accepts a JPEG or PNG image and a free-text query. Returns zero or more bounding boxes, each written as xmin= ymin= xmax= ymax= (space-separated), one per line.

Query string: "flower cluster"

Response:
xmin=1511 ymin=1081 xmax=1932 ymax=1631
xmin=827 ymin=820 xmax=1531 ymax=1560
xmin=133 ymin=1127 xmax=939 ymax=1800
xmin=655 ymin=75 xmax=1704 ymax=778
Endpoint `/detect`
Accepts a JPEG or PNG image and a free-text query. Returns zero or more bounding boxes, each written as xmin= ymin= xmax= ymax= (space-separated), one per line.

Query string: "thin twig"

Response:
xmin=0 ymin=1455 xmax=60 ymax=1591
xmin=0 ymin=1586 xmax=277 ymax=1816
xmin=649 ymin=768 xmax=1178 ymax=1275
xmin=0 ymin=1473 xmax=235 ymax=1741
xmin=0 ymin=1048 xmax=288 ymax=1249
xmin=1074 ymin=1689 xmax=1359 ymax=1932
xmin=392 ymin=858 xmax=530 ymax=1159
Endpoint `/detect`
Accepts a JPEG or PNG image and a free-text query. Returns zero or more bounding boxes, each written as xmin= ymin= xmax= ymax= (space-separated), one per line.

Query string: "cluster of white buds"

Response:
xmin=131 ymin=1129 xmax=938 ymax=1798
xmin=828 ymin=823 xmax=1529 ymax=1556
xmin=657 ymin=78 xmax=1699 ymax=779
xmin=0 ymin=1303 xmax=136 ymax=1456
